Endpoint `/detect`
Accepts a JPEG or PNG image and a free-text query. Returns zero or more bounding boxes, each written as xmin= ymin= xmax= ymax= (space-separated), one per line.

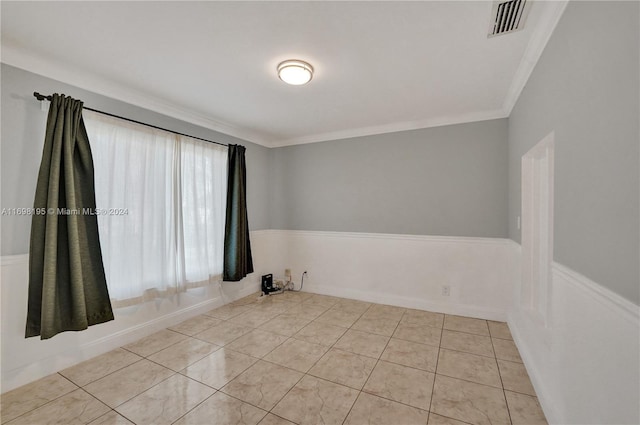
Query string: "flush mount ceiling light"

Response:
xmin=277 ymin=60 xmax=314 ymax=85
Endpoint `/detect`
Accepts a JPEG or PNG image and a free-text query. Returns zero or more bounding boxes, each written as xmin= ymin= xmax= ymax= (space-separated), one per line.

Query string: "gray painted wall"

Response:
xmin=508 ymin=2 xmax=639 ymax=303
xmin=271 ymin=119 xmax=509 ymax=237
xmin=1 ymin=64 xmax=271 ymax=255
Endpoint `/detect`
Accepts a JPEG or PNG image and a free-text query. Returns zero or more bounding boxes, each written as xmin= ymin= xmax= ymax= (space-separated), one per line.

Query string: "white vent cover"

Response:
xmin=488 ymin=0 xmax=529 ymax=37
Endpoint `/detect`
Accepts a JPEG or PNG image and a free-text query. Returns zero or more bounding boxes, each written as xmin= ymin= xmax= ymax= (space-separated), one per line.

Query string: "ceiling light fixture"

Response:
xmin=277 ymin=60 xmax=314 ymax=85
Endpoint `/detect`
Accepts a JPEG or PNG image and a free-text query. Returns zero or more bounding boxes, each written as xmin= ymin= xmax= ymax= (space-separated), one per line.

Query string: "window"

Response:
xmin=84 ymin=111 xmax=227 ymax=307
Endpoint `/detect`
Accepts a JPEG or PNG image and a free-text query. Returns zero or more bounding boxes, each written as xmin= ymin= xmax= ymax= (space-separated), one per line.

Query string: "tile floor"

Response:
xmin=1 ymin=291 xmax=547 ymax=425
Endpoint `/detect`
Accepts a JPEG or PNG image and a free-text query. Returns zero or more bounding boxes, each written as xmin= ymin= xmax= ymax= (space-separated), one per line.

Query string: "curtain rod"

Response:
xmin=33 ymin=92 xmax=229 ymax=148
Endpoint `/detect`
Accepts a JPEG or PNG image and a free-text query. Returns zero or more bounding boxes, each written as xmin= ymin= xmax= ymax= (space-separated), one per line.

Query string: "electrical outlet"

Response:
xmin=442 ymin=285 xmax=451 ymax=296
xmin=285 ymin=268 xmax=292 ymax=278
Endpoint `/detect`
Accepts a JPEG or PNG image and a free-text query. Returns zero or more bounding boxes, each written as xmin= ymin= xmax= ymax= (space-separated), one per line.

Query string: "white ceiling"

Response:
xmin=1 ymin=1 xmax=567 ymax=148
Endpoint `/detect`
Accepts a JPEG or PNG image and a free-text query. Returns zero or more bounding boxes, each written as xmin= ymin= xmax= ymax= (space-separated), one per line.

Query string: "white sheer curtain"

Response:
xmin=84 ymin=110 xmax=227 ymax=307
xmin=178 ymin=135 xmax=227 ymax=287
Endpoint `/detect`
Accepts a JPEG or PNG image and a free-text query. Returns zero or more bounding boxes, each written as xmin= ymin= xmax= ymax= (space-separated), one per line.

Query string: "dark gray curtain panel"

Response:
xmin=223 ymin=145 xmax=254 ymax=281
xmin=26 ymin=94 xmax=114 ymax=340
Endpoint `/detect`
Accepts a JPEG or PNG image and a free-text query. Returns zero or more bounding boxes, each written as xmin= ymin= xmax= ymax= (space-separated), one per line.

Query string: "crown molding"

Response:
xmin=3 ymin=0 xmax=567 ymax=150
xmin=1 ymin=44 xmax=273 ymax=147
xmin=269 ymin=108 xmax=509 ymax=148
xmin=502 ymin=0 xmax=570 ymax=115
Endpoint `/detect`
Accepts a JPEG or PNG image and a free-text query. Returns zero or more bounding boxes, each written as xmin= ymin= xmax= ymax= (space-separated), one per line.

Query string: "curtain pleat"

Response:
xmin=223 ymin=145 xmax=253 ymax=281
xmin=26 ymin=94 xmax=114 ymax=340
xmin=84 ymin=111 xmax=227 ymax=306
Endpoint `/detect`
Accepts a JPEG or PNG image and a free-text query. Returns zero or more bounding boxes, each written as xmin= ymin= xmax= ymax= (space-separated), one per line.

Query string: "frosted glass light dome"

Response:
xmin=277 ymin=60 xmax=314 ymax=85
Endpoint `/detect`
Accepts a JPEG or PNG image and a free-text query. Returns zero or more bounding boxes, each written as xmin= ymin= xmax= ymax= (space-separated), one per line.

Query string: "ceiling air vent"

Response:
xmin=488 ymin=0 xmax=529 ymax=37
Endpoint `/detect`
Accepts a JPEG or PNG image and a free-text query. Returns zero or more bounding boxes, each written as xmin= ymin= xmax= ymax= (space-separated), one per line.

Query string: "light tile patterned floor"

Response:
xmin=1 ymin=291 xmax=548 ymax=425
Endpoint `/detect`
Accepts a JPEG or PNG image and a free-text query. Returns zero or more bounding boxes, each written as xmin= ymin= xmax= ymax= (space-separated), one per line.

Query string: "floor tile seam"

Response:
xmin=257 ymin=349 xmax=306 ymax=370
xmin=2 ymin=373 xmax=81 ymax=425
xmin=313 ymin=318 xmax=358 ymax=329
xmin=203 ymin=306 xmax=257 ymax=320
xmin=305 ymin=368 xmax=364 ymax=392
xmin=216 ymin=369 xmax=307 ymax=415
xmin=331 ymin=346 xmax=388 ymax=361
xmin=145 ymin=349 xmax=221 ymax=375
xmin=437 ymin=346 xmax=497 ymax=361
xmin=94 ymin=409 xmax=126 ymax=425
xmin=490 ymin=334 xmax=514 ymax=341
xmin=442 ymin=328 xmax=494 ymax=338
xmin=386 ymin=335 xmax=442 ymax=349
xmin=176 ymin=354 xmax=258 ymax=393
xmin=190 ymin=322 xmax=255 ymax=347
xmin=44 ymin=294 xmax=507 ymax=425
xmin=351 ymin=322 xmax=398 ymax=338
xmin=145 ymin=338 xmax=222 ymax=366
xmin=427 ymin=316 xmax=444 ymax=415
xmin=429 ymin=411 xmax=475 ymax=425
xmin=339 ymin=389 xmax=363 ymax=424
xmin=69 ymin=357 xmax=147 ymax=389
xmin=441 ymin=327 xmax=491 ymax=338
xmin=258 ymin=365 xmax=308 ymax=420
xmin=491 ymin=336 xmax=515 ymax=425
xmin=358 ymin=313 xmax=404 ymax=325
xmin=288 ymin=310 xmax=351 ymax=381
xmin=433 ymin=370 xmax=507 ymax=391
xmin=361 ymin=314 xmax=405 ymax=323
xmin=357 ymin=309 xmax=404 ymax=401
xmin=184 ymin=388 xmax=270 ymax=423
xmin=112 ymin=399 xmax=140 ymax=425
xmin=121 ymin=330 xmax=188 ymax=358
xmin=332 ymin=325 xmax=391 ymax=359
xmin=166 ymin=389 xmax=222 ymax=425
xmin=500 ymin=387 xmax=538 ymax=397
xmin=217 ymin=375 xmax=281 ymax=409
xmin=214 ymin=340 xmax=311 ymax=411
xmin=224 ymin=331 xmax=291 ymax=359
xmin=496 ymin=357 xmax=529 ymax=366
xmin=375 ymin=356 xmax=436 ymax=374
xmin=171 ymin=387 xmax=289 ymax=425
xmin=258 ymin=346 xmax=328 ymax=375
xmin=255 ymin=326 xmax=306 ymax=338
xmin=495 ymin=355 xmax=524 ymax=364
xmin=359 ymin=387 xmax=432 ymax=413
xmin=387 ymin=334 xmax=441 ymax=348
xmin=503 ymin=389 xmax=541 ymax=399
xmin=174 ymin=369 xmax=209 ymax=391
xmin=166 ymin=328 xmax=206 ymax=338
xmin=398 ymin=320 xmax=445 ymax=330
xmin=168 ymin=321 xmax=225 ymax=337
xmin=266 ymin=411 xmax=301 ymax=425
xmin=216 ymin=342 xmax=277 ymax=361
xmin=91 ymin=368 xmax=179 ymax=411
xmin=372 ymin=358 xmax=438 ymax=375
xmin=74 ymin=386 xmax=119 ymax=421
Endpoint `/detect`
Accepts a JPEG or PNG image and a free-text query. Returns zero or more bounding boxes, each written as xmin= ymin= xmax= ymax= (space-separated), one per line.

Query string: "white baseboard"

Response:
xmin=266 ymin=229 xmax=514 ymax=322
xmin=0 ymin=283 xmax=258 ymax=393
xmin=68 ymin=282 xmax=261 ymax=360
xmin=1 ymin=231 xmax=267 ymax=393
xmin=306 ymin=283 xmax=507 ymax=321
xmin=509 ymin=258 xmax=640 ymax=425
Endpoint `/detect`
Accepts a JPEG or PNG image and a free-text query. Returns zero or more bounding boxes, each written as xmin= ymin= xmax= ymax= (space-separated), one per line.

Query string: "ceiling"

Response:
xmin=1 ymin=1 xmax=567 ymax=148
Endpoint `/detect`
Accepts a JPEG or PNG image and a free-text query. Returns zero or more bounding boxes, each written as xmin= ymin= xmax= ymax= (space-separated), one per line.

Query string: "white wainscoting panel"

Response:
xmin=509 ymin=248 xmax=640 ymax=425
xmin=0 ymin=230 xmax=269 ymax=393
xmin=265 ymin=230 xmax=514 ymax=321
